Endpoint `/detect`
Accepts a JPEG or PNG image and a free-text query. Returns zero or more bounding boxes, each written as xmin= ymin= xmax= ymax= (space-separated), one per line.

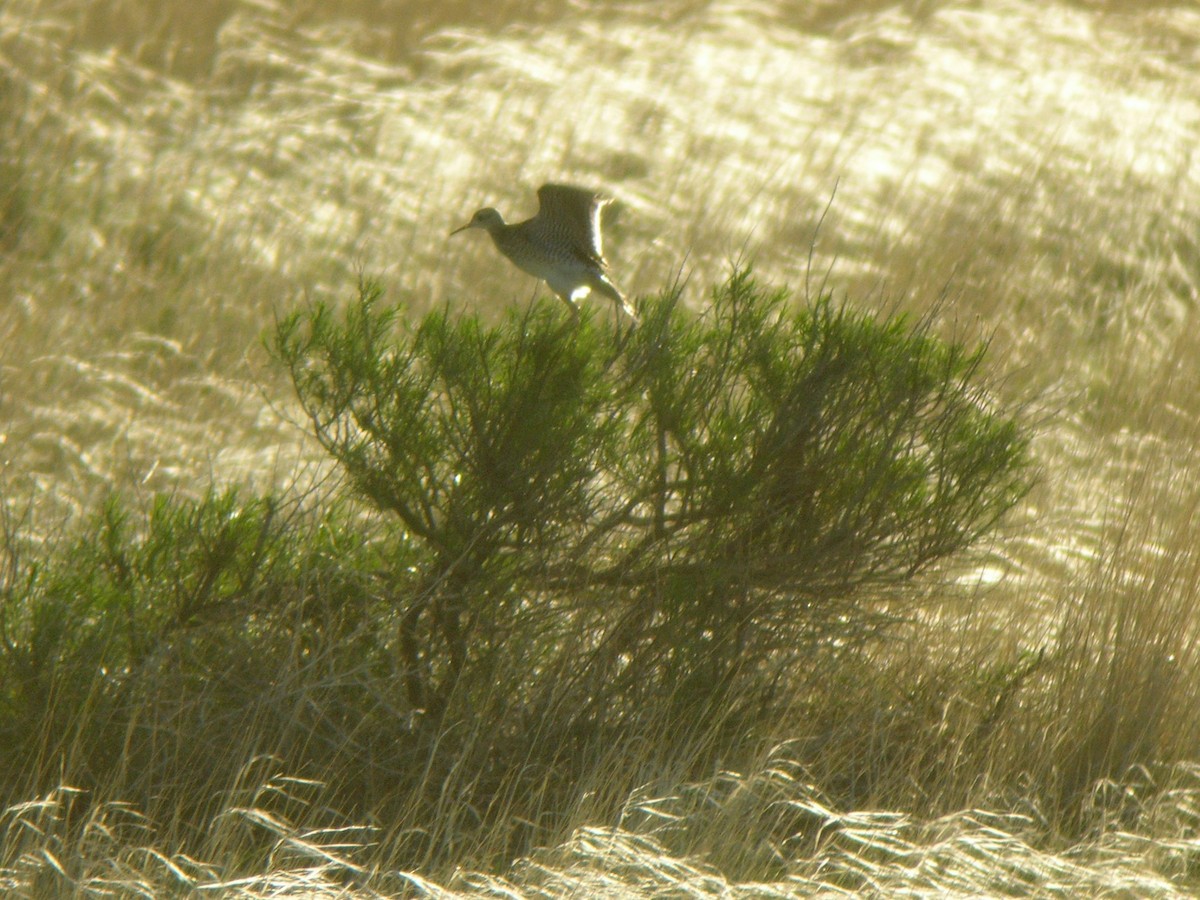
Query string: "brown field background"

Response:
xmin=4 ymin=0 xmax=1200 ymax=894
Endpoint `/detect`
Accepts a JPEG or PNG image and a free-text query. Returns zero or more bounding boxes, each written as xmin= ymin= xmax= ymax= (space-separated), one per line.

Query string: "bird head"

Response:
xmin=450 ymin=207 xmax=504 ymax=236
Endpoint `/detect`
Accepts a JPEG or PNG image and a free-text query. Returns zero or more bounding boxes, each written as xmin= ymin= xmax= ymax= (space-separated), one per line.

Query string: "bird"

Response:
xmin=450 ymin=183 xmax=637 ymax=322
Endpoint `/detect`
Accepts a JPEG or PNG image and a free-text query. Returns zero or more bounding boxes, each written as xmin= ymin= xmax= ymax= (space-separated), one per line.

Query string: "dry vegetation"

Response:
xmin=4 ymin=0 xmax=1200 ymax=896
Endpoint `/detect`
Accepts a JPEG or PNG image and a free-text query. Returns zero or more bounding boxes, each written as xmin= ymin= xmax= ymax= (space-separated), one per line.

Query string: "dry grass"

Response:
xmin=4 ymin=0 xmax=1200 ymax=894
xmin=5 ymin=758 xmax=1200 ymax=897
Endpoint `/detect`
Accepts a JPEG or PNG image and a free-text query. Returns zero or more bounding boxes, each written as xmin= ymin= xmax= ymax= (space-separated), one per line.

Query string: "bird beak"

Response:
xmin=449 ymin=222 xmax=472 ymax=237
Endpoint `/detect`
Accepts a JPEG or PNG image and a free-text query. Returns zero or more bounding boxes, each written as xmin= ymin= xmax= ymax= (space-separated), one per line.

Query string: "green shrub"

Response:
xmin=0 ymin=270 xmax=1031 ymax=868
xmin=0 ymin=491 xmax=391 ymax=805
xmin=274 ymin=270 xmax=1032 ymax=755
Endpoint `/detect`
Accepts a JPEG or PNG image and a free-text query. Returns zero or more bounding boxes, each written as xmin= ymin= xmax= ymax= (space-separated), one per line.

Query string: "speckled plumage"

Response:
xmin=451 ymin=184 xmax=637 ymax=322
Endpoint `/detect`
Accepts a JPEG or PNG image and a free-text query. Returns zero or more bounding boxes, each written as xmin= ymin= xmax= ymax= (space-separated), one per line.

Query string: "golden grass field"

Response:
xmin=4 ymin=0 xmax=1200 ymax=895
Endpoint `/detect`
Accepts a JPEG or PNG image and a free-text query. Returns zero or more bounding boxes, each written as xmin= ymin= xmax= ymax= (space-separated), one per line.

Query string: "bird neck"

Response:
xmin=485 ymin=220 xmax=516 ymax=249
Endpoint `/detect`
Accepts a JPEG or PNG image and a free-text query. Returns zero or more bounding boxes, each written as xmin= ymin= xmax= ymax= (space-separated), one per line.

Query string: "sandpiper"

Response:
xmin=451 ymin=183 xmax=637 ymax=321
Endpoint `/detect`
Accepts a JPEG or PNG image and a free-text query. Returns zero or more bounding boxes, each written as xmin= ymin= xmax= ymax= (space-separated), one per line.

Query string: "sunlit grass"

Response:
xmin=4 ymin=0 xmax=1200 ymax=895
xmin=6 ymin=760 xmax=1200 ymax=896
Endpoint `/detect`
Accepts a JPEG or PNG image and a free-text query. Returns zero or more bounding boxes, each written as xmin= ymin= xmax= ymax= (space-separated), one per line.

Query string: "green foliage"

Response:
xmin=275 ymin=270 xmax=1032 ymax=748
xmin=0 ymin=491 xmax=389 ymax=800
xmin=0 ymin=271 xmax=1033 ymax=869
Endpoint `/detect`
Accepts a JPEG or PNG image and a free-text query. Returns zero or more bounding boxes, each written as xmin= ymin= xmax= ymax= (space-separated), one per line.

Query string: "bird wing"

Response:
xmin=535 ymin=183 xmax=613 ymax=265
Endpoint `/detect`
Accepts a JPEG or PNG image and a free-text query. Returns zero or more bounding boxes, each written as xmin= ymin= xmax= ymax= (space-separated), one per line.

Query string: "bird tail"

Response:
xmin=592 ymin=274 xmax=638 ymax=323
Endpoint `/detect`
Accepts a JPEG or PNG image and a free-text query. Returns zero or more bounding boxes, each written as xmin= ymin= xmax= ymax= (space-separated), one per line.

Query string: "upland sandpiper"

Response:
xmin=450 ymin=183 xmax=637 ymax=321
